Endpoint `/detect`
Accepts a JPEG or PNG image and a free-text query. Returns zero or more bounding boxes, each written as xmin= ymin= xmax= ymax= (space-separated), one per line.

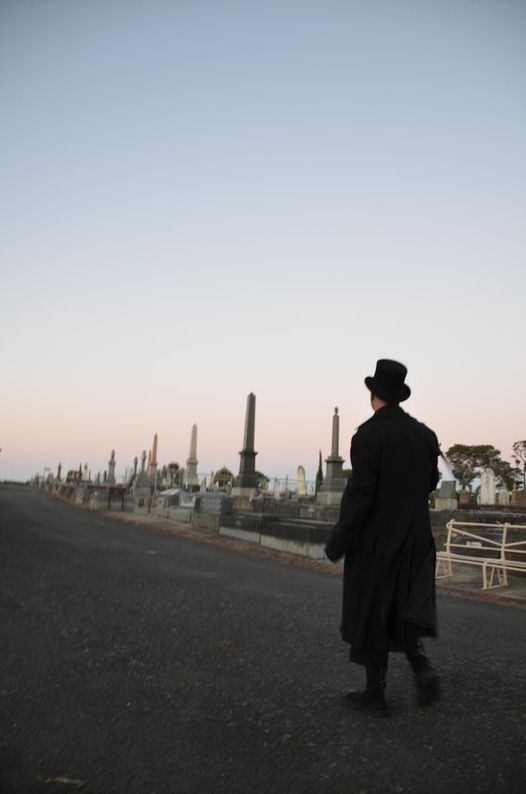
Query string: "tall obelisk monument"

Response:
xmin=317 ymin=407 xmax=346 ymax=505
xmin=232 ymin=392 xmax=258 ymax=496
xmin=148 ymin=433 xmax=158 ymax=484
xmin=184 ymin=424 xmax=199 ymax=491
xmin=107 ymin=450 xmax=116 ymax=484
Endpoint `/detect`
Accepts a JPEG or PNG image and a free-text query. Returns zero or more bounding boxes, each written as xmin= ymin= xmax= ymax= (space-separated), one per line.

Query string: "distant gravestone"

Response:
xmin=434 ymin=480 xmax=458 ymax=511
xmin=498 ymin=489 xmax=510 ymax=507
xmin=479 ymin=468 xmax=496 ymax=506
xmin=297 ymin=466 xmax=307 ymax=497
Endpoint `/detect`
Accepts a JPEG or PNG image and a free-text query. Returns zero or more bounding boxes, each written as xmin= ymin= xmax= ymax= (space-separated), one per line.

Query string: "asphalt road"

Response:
xmin=1 ymin=484 xmax=525 ymax=794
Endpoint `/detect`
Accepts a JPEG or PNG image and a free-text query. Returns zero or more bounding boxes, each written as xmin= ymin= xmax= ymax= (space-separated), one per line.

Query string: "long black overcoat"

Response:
xmin=325 ymin=405 xmax=440 ymax=657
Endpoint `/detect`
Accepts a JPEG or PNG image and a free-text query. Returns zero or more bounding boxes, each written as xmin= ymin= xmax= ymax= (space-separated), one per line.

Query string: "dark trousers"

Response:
xmin=351 ymin=638 xmax=429 ymax=693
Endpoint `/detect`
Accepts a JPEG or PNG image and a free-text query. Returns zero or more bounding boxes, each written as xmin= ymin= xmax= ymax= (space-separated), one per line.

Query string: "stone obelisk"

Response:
xmin=232 ymin=392 xmax=258 ymax=496
xmin=149 ymin=433 xmax=158 ymax=484
xmin=107 ymin=450 xmax=116 ymax=484
xmin=317 ymin=407 xmax=346 ymax=505
xmin=184 ymin=424 xmax=199 ymax=491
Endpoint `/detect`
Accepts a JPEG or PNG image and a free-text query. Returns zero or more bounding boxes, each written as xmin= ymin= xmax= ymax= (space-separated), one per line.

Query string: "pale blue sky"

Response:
xmin=1 ymin=0 xmax=525 ymax=482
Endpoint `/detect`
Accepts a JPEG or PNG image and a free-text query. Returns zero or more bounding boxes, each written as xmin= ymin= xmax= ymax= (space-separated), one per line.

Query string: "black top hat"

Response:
xmin=365 ymin=359 xmax=411 ymax=403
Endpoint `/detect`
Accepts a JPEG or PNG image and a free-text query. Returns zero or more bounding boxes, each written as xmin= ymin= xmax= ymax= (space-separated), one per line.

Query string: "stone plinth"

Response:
xmin=231 ymin=486 xmax=257 ymax=499
xmin=435 ymin=480 xmax=457 ymax=511
xmin=435 ymin=497 xmax=458 ymax=511
xmin=316 ymin=488 xmax=345 ymax=507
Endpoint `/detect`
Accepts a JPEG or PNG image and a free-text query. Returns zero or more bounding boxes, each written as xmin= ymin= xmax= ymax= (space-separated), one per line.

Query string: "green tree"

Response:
xmin=493 ymin=459 xmax=519 ymax=491
xmin=167 ymin=462 xmax=181 ymax=487
xmin=214 ymin=467 xmax=234 ymax=488
xmin=445 ymin=444 xmax=504 ymax=491
xmin=512 ymin=440 xmax=526 ymax=490
xmin=315 ymin=450 xmax=324 ymax=495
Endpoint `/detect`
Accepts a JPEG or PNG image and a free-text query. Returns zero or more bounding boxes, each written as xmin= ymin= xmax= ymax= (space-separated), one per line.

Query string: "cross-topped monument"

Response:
xmin=317 ymin=407 xmax=346 ymax=506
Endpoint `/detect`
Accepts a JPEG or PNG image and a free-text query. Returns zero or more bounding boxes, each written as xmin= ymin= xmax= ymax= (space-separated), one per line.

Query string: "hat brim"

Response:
xmin=365 ymin=376 xmax=411 ymax=403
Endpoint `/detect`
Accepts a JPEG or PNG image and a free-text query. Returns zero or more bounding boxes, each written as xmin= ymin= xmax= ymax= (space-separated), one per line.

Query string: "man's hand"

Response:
xmin=325 ymin=526 xmax=345 ymax=562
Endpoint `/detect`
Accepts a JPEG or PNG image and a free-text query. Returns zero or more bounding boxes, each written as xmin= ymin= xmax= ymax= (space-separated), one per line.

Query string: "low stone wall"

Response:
xmin=89 ymin=492 xmax=134 ymax=512
xmin=168 ymin=506 xmax=194 ymax=523
xmin=247 ymin=497 xmax=340 ymax=523
xmin=453 ymin=508 xmax=526 ymax=524
xmin=219 ymin=510 xmax=493 ymax=557
xmin=192 ymin=512 xmax=221 ymax=532
xmin=218 ymin=512 xmax=332 ymax=559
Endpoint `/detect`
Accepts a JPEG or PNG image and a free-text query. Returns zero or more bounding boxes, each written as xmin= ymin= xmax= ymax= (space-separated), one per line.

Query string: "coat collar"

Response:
xmin=371 ymin=405 xmax=407 ymax=421
xmin=359 ymin=404 xmax=407 ymax=429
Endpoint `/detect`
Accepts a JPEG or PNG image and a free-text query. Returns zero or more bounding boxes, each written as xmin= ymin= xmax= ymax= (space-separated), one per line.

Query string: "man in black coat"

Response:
xmin=325 ymin=359 xmax=441 ymax=714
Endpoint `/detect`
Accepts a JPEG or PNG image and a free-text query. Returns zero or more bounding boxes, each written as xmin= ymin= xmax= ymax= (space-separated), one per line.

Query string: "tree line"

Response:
xmin=445 ymin=440 xmax=526 ymax=492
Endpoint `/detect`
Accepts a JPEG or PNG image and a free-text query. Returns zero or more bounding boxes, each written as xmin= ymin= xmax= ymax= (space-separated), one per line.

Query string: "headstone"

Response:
xmin=232 ymin=393 xmax=258 ymax=496
xmin=434 ymin=480 xmax=457 ymax=511
xmin=479 ymin=467 xmax=496 ymax=506
xmin=511 ymin=489 xmax=526 ymax=508
xmin=498 ymin=489 xmax=510 ymax=507
xmin=273 ymin=478 xmax=281 ymax=498
xmin=297 ymin=466 xmax=307 ymax=497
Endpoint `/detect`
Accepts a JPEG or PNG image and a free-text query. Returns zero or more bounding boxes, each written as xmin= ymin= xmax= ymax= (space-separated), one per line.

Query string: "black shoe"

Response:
xmin=415 ymin=671 xmax=441 ymax=707
xmin=344 ymin=689 xmax=388 ymax=715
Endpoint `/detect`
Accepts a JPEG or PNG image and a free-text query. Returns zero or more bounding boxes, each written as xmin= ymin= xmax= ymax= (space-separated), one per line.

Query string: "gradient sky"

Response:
xmin=1 ymin=0 xmax=525 ymax=483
